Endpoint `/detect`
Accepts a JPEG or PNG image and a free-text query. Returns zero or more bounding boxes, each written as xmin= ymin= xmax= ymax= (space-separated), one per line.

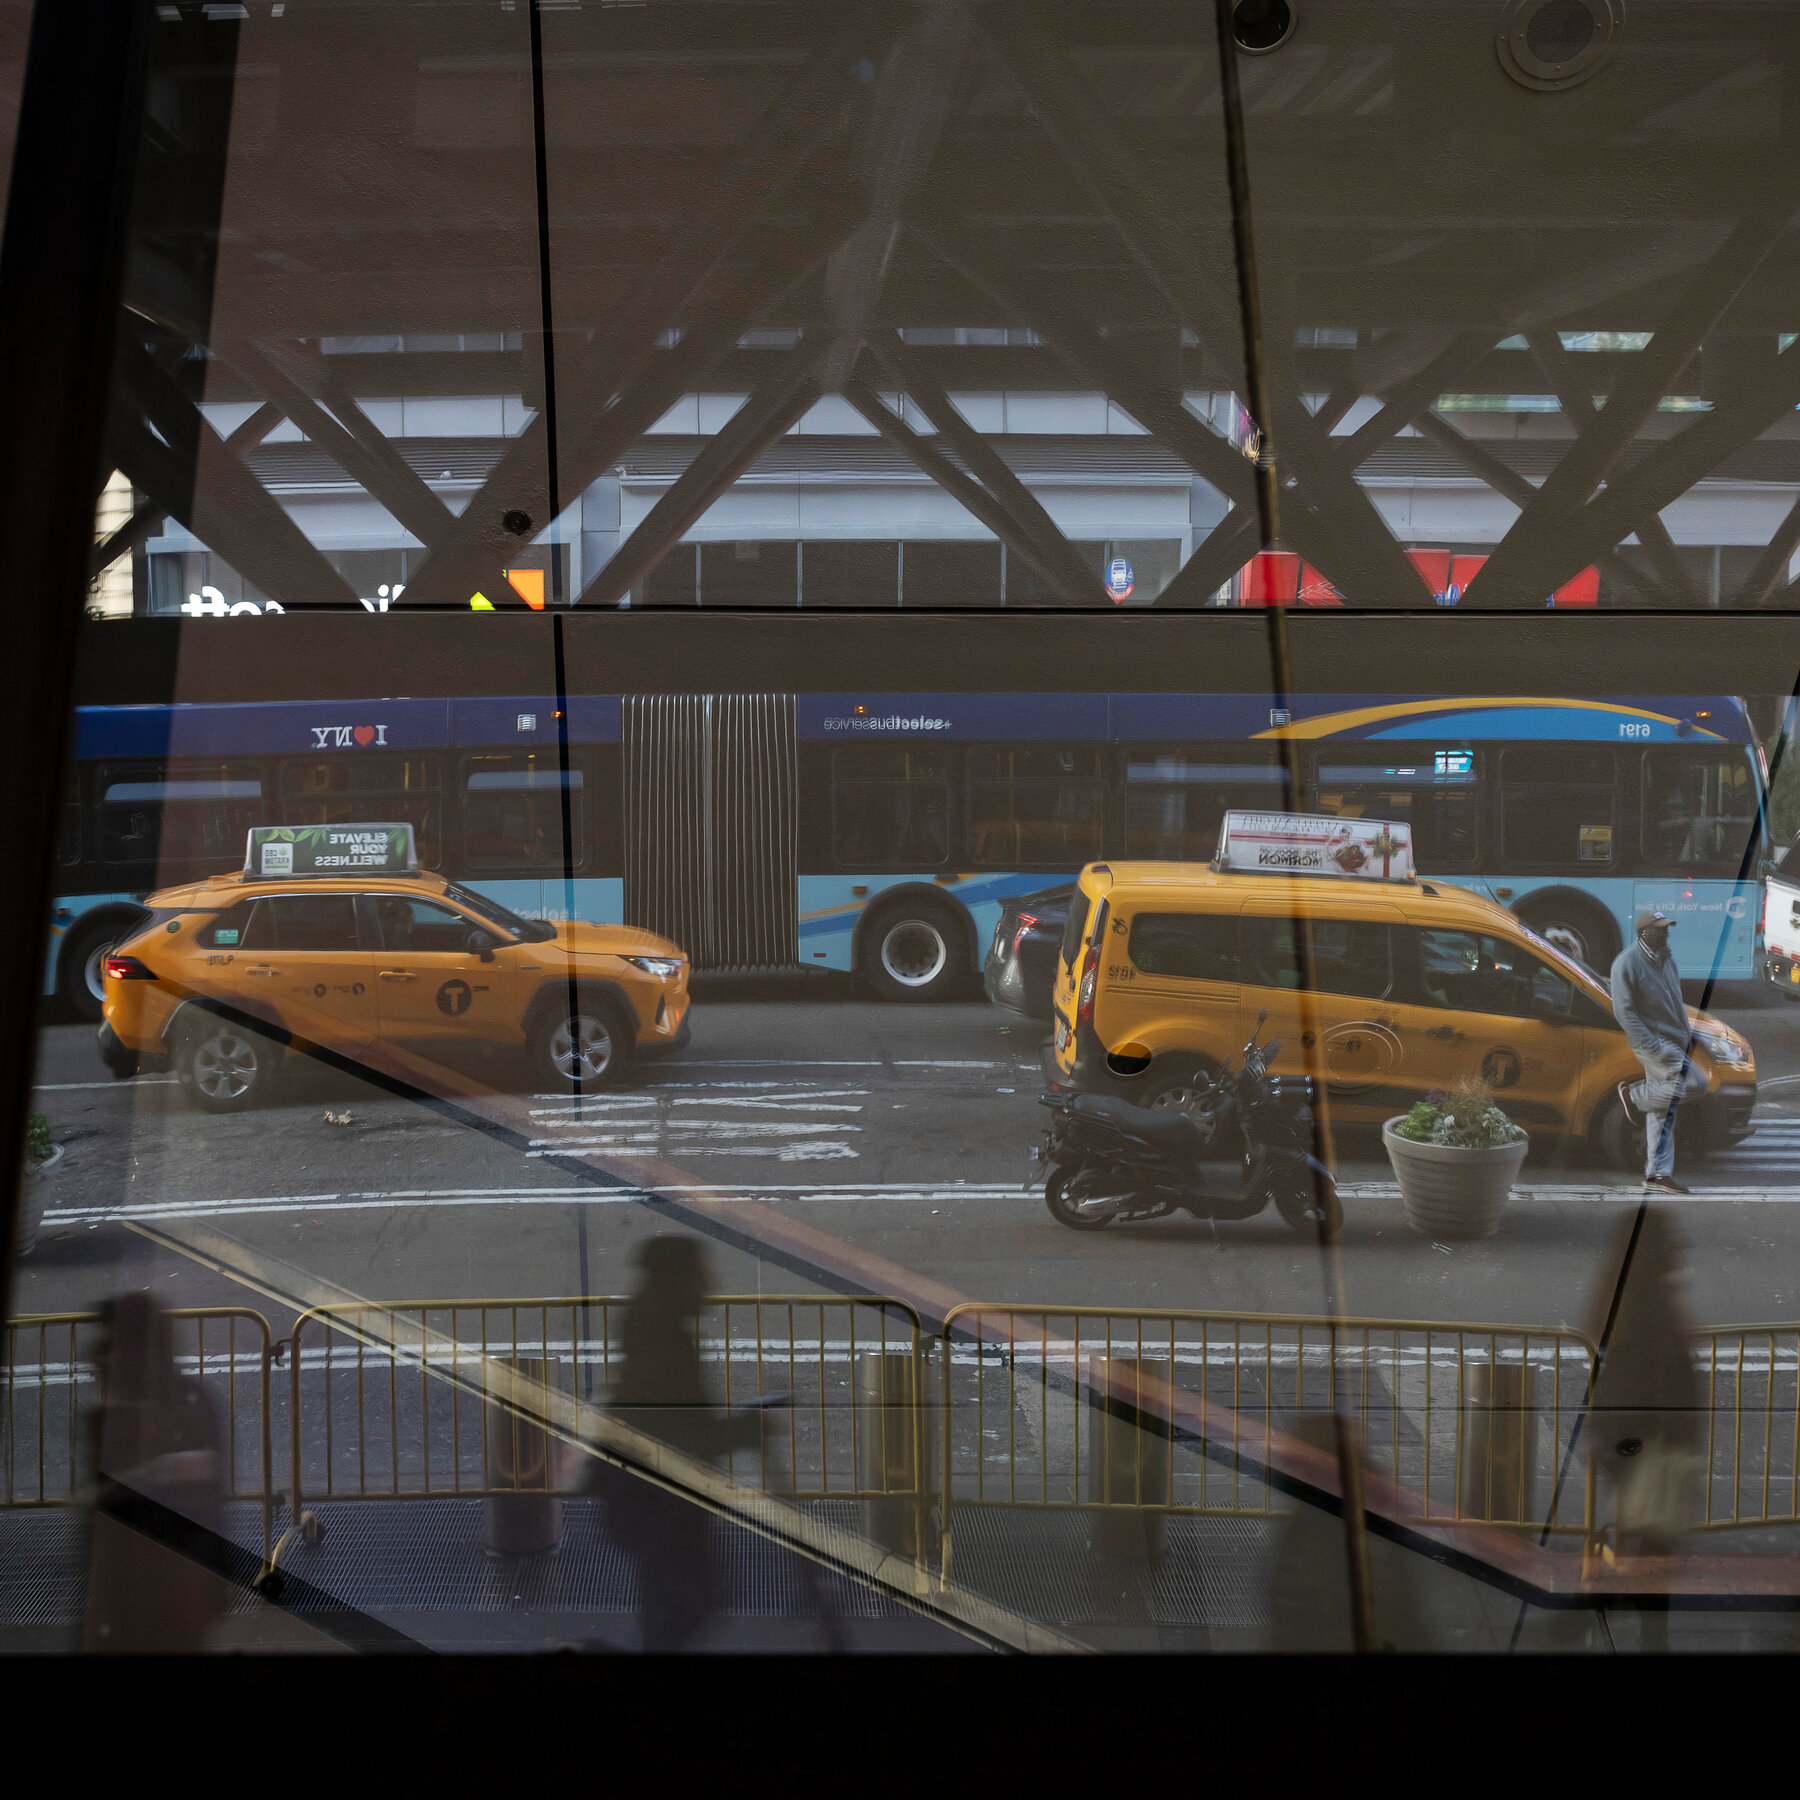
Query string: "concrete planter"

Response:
xmin=1382 ymin=1120 xmax=1527 ymax=1241
xmin=16 ymin=1142 xmax=62 ymax=1258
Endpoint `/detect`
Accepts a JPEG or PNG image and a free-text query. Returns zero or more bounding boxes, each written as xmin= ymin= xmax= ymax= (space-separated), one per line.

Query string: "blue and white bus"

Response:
xmin=46 ymin=684 xmax=1767 ymax=1016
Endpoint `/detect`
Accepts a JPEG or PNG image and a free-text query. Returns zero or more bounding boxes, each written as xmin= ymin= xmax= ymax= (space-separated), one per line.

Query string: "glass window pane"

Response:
xmin=966 ymin=746 xmax=1102 ymax=867
xmin=462 ymin=753 xmax=582 ymax=871
xmin=374 ymin=896 xmax=471 ymax=953
xmin=1125 ymin=754 xmax=1286 ymax=862
xmin=1245 ymin=917 xmax=1392 ymax=1000
xmin=255 ymin=894 xmax=358 ymax=952
xmin=1128 ymin=912 xmax=1240 ymax=980
xmin=97 ymin=760 xmax=263 ymax=870
xmin=1642 ymin=748 xmax=1758 ymax=869
xmin=1501 ymin=747 xmax=1615 ymax=866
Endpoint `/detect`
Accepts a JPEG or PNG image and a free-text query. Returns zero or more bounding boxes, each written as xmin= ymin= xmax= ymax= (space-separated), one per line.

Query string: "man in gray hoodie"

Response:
xmin=1610 ymin=909 xmax=1703 ymax=1195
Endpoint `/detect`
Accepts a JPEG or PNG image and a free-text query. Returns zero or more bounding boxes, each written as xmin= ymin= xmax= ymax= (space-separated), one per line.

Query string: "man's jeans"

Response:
xmin=1630 ymin=1061 xmax=1707 ymax=1181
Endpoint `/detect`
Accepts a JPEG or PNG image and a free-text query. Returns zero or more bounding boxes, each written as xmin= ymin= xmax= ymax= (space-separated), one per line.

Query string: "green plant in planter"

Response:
xmin=24 ymin=1110 xmax=52 ymax=1170
xmin=1393 ymin=1075 xmax=1525 ymax=1150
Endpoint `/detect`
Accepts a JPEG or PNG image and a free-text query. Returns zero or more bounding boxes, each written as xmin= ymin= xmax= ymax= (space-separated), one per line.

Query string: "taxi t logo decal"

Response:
xmin=1482 ymin=1046 xmax=1522 ymax=1089
xmin=436 ymin=979 xmax=473 ymax=1016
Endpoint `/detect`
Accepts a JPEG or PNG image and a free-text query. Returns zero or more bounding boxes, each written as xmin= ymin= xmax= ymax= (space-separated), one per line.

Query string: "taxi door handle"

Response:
xmin=246 ymin=966 xmax=279 ymax=978
xmin=1424 ymin=1025 xmax=1463 ymax=1041
xmin=379 ymin=970 xmax=416 ymax=982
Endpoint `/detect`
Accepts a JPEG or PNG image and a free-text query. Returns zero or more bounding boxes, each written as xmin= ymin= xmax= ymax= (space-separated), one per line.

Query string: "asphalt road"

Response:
xmin=19 ymin=973 xmax=1800 ymax=1338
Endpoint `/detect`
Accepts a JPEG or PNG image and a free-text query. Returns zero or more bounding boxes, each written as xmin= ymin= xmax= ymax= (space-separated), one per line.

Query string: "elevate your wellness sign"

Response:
xmin=245 ymin=824 xmax=418 ymax=876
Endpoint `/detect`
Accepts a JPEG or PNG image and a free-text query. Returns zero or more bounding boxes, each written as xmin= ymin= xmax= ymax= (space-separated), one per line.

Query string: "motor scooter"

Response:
xmin=1036 ymin=1011 xmax=1341 ymax=1235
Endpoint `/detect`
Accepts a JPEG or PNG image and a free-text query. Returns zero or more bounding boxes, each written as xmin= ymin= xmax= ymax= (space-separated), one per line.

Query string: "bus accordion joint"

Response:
xmin=1215 ymin=811 xmax=1415 ymax=883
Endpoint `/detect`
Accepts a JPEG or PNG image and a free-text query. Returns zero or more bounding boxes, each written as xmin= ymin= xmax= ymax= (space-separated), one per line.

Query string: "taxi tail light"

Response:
xmin=104 ymin=954 xmax=155 ymax=980
xmin=1076 ymin=949 xmax=1098 ymax=1027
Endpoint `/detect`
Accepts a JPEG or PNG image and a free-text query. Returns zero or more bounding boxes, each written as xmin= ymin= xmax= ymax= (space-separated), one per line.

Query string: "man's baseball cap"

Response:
xmin=1634 ymin=909 xmax=1676 ymax=934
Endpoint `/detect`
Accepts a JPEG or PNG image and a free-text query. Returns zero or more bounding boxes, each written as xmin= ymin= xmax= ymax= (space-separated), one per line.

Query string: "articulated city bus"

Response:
xmin=48 ymin=636 xmax=1769 ymax=1015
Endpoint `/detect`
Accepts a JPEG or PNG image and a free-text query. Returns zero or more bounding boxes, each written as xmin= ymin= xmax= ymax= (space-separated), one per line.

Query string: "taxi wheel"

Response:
xmin=179 ymin=1021 xmax=281 ymax=1113
xmin=862 ymin=904 xmax=964 ymax=1003
xmin=1594 ymin=1093 xmax=1649 ymax=1173
xmin=1139 ymin=1061 xmax=1239 ymax=1159
xmin=533 ymin=1003 xmax=633 ymax=1092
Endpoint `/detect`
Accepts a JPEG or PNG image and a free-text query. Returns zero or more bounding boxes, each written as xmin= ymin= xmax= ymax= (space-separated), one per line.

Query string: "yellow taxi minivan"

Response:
xmin=1048 ymin=813 xmax=1755 ymax=1169
xmin=97 ymin=823 xmax=689 ymax=1109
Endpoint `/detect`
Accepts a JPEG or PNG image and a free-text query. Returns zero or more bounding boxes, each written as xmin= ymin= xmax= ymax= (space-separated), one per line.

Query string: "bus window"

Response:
xmin=279 ymin=754 xmax=443 ymax=868
xmin=57 ymin=774 xmax=81 ymax=867
xmin=1641 ymin=747 xmax=1757 ymax=871
xmin=966 ymin=746 xmax=1102 ymax=866
xmin=1500 ymin=747 xmax=1615 ymax=867
xmin=1123 ymin=753 xmax=1286 ymax=862
xmin=830 ymin=746 xmax=948 ymax=867
xmin=461 ymin=753 xmax=584 ymax=871
xmin=1244 ymin=916 xmax=1393 ymax=999
xmin=1314 ymin=749 xmax=1478 ymax=867
xmin=98 ymin=761 xmax=264 ymax=870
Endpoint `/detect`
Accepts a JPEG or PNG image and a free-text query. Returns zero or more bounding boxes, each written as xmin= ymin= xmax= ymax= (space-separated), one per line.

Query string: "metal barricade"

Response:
xmin=939 ymin=1304 xmax=1597 ymax=1573
xmin=2 ymin=1309 xmax=274 ymax=1563
xmin=286 ymin=1294 xmax=924 ymax=1513
xmin=1701 ymin=1324 xmax=1800 ymax=1529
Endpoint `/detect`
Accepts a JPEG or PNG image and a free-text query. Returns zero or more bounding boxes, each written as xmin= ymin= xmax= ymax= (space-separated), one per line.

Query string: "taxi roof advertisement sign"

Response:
xmin=245 ymin=823 xmax=417 ymax=877
xmin=1217 ymin=812 xmax=1414 ymax=881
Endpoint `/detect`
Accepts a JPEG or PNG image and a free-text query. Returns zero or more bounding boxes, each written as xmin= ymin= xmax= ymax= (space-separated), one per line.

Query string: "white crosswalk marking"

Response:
xmin=524 ymin=1079 xmax=866 ymax=1160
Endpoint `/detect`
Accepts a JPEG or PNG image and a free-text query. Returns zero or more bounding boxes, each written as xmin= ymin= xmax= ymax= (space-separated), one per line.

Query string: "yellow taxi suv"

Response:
xmin=1048 ymin=812 xmax=1755 ymax=1169
xmin=97 ymin=824 xmax=690 ymax=1110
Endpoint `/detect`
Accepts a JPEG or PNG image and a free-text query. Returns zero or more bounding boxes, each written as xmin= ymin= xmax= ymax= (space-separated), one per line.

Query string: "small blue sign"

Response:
xmin=1106 ymin=557 xmax=1135 ymax=603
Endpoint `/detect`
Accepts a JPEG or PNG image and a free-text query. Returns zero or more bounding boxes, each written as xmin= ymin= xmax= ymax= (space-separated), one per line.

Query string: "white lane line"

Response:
xmin=622 ymin=1061 xmax=883 ymax=1069
xmin=44 ymin=1178 xmax=1030 ymax=1223
xmin=893 ymin=1060 xmax=1008 ymax=1069
xmin=34 ymin=1077 xmax=177 ymax=1091
xmin=1339 ymin=1183 xmax=1800 ymax=1202
xmin=640 ymin=1081 xmax=870 ymax=1092
xmin=662 ymin=1098 xmax=864 ymax=1112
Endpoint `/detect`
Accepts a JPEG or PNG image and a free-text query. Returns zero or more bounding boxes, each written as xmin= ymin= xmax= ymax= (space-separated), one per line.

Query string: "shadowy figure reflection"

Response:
xmin=1586 ymin=1205 xmax=1703 ymax=1652
xmin=82 ymin=1294 xmax=228 ymax=1653
xmin=604 ymin=1237 xmax=762 ymax=1652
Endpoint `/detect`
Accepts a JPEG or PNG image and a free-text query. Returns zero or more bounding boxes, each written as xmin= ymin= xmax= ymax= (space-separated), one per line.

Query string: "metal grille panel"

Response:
xmin=622 ymin=694 xmax=797 ymax=969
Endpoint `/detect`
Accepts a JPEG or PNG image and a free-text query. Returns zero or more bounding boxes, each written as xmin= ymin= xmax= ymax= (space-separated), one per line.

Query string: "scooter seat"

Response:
xmin=1069 ymin=1092 xmax=1206 ymax=1152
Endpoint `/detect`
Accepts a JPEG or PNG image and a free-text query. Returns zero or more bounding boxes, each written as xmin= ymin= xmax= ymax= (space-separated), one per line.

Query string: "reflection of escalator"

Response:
xmin=621 ymin=695 xmax=798 ymax=969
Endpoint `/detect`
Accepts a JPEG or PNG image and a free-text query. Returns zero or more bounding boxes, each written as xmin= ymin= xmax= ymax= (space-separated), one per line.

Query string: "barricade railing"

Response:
xmin=2 ymin=1309 xmax=274 ymax=1563
xmin=1701 ymin=1324 xmax=1800 ymax=1529
xmin=938 ymin=1304 xmax=1598 ymax=1575
xmin=286 ymin=1294 xmax=925 ymax=1516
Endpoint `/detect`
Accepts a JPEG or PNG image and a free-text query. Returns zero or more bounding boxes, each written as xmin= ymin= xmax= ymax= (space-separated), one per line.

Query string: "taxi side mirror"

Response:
xmin=1530 ymin=984 xmax=1571 ymax=1022
xmin=469 ymin=929 xmax=498 ymax=963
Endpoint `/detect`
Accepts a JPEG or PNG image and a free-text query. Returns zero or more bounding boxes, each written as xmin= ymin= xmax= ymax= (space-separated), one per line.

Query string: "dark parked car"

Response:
xmin=982 ymin=884 xmax=1074 ymax=1021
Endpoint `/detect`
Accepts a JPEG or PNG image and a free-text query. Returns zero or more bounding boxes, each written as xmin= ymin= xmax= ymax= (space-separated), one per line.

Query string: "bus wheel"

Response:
xmin=1517 ymin=897 xmax=1619 ymax=974
xmin=531 ymin=1000 xmax=633 ymax=1092
xmin=61 ymin=917 xmax=128 ymax=1023
xmin=178 ymin=1019 xmax=282 ymax=1114
xmin=862 ymin=903 xmax=964 ymax=1002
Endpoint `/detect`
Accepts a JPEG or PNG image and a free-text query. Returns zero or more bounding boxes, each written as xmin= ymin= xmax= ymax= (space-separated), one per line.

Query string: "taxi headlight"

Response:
xmin=1694 ymin=1028 xmax=1751 ymax=1067
xmin=623 ymin=955 xmax=682 ymax=979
